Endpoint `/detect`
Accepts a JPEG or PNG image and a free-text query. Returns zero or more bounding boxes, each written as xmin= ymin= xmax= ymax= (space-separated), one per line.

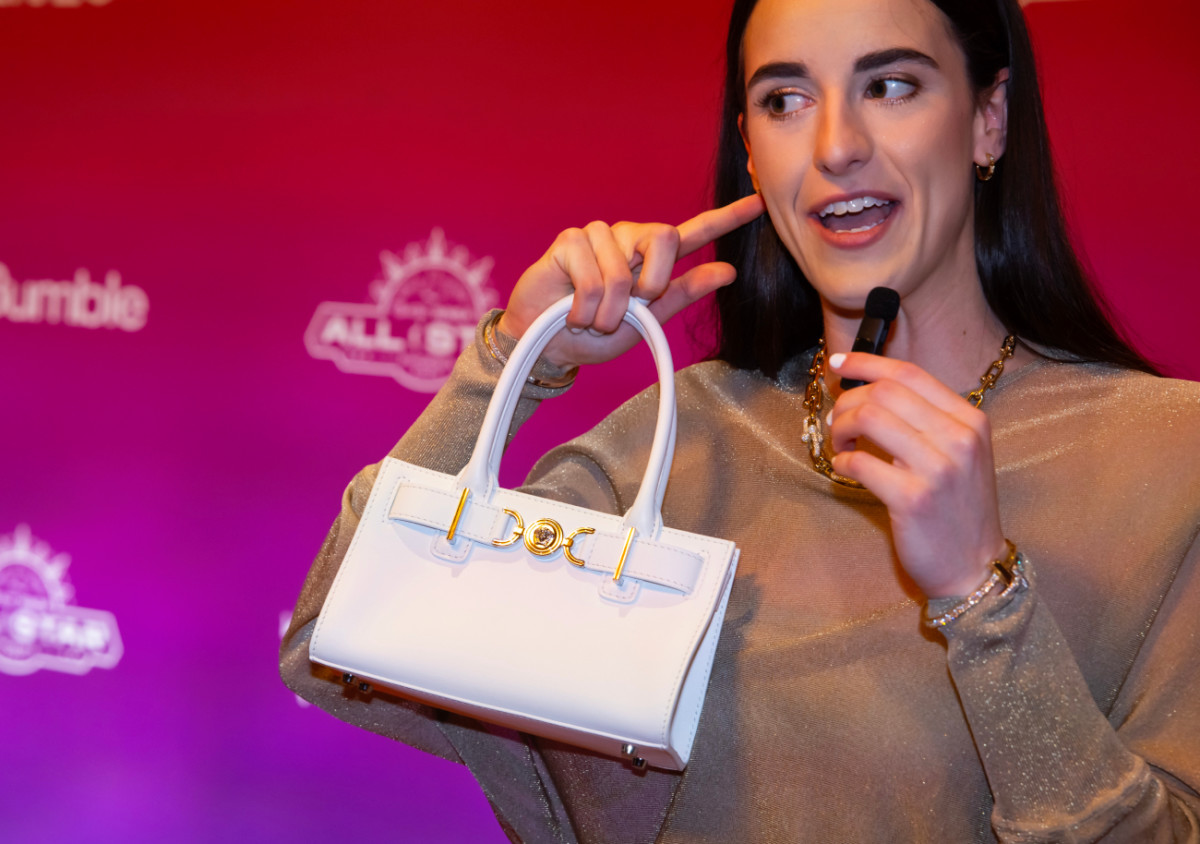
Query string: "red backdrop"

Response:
xmin=1 ymin=0 xmax=1197 ymax=841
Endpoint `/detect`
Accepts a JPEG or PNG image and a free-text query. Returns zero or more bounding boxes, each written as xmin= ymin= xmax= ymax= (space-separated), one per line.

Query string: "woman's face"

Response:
xmin=740 ymin=0 xmax=1001 ymax=314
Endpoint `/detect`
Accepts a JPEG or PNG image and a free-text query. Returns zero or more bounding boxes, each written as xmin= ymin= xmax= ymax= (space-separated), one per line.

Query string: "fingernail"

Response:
xmin=568 ymin=327 xmax=583 ymax=334
xmin=825 ymin=410 xmax=833 ymax=427
xmin=828 ymin=353 xmax=846 ymax=370
xmin=587 ymin=328 xmax=604 ymax=337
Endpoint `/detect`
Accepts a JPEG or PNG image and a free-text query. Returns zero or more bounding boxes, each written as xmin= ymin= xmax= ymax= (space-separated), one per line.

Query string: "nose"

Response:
xmin=813 ymin=97 xmax=871 ymax=176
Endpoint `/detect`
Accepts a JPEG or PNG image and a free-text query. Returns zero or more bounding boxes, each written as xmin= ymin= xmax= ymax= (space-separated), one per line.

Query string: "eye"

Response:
xmin=865 ymin=77 xmax=917 ymax=101
xmin=757 ymin=89 xmax=811 ymax=119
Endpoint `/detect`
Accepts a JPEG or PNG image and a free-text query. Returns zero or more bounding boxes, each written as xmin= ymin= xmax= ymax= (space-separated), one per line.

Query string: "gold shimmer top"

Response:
xmin=282 ymin=316 xmax=1200 ymax=843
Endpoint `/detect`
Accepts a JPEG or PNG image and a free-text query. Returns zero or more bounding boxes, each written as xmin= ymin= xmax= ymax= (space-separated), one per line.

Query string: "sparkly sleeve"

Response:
xmin=929 ymin=539 xmax=1200 ymax=842
xmin=279 ymin=311 xmax=574 ymax=762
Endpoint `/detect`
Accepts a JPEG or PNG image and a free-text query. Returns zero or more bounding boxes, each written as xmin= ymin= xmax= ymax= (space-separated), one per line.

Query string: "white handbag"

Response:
xmin=309 ymin=295 xmax=739 ymax=771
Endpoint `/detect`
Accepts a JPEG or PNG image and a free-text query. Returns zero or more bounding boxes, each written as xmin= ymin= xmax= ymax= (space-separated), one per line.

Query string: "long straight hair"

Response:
xmin=711 ymin=0 xmax=1158 ymax=378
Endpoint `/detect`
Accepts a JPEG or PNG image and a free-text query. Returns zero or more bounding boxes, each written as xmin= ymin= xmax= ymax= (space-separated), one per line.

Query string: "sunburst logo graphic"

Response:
xmin=0 ymin=525 xmax=123 ymax=676
xmin=305 ymin=230 xmax=499 ymax=393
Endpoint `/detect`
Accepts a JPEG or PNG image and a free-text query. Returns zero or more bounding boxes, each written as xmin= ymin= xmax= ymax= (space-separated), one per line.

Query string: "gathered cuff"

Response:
xmin=476 ymin=309 xmax=577 ymax=396
xmin=925 ymin=549 xmax=1032 ymax=638
xmin=931 ymin=554 xmax=1153 ymax=840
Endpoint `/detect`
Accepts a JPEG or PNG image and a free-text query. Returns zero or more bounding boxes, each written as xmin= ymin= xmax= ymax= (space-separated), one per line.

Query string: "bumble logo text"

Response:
xmin=0 ymin=264 xmax=149 ymax=332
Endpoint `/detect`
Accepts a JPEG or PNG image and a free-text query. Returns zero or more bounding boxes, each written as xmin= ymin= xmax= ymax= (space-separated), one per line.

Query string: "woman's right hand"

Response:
xmin=496 ymin=194 xmax=765 ymax=370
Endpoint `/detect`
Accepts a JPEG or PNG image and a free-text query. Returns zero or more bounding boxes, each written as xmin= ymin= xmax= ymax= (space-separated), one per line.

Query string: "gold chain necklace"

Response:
xmin=800 ymin=335 xmax=1017 ymax=488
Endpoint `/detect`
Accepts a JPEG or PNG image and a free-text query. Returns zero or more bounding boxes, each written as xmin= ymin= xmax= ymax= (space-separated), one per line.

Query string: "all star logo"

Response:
xmin=0 ymin=525 xmax=123 ymax=676
xmin=305 ymin=230 xmax=499 ymax=393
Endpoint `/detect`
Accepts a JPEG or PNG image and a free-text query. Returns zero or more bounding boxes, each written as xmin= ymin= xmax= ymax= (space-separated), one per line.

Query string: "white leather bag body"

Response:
xmin=309 ymin=295 xmax=739 ymax=770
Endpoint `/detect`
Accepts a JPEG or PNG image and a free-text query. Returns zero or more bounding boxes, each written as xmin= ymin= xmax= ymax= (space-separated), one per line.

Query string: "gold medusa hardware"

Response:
xmin=523 ymin=519 xmax=565 ymax=556
xmin=563 ymin=528 xmax=595 ymax=567
xmin=489 ymin=509 xmax=597 ymax=561
xmin=490 ymin=508 xmax=597 ymax=563
xmin=491 ymin=509 xmax=524 ymax=547
xmin=446 ymin=488 xmax=470 ymax=542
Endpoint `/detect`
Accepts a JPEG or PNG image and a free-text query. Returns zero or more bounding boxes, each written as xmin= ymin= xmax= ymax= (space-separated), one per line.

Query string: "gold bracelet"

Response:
xmin=482 ymin=310 xmax=578 ymax=389
xmin=924 ymin=541 xmax=1027 ymax=629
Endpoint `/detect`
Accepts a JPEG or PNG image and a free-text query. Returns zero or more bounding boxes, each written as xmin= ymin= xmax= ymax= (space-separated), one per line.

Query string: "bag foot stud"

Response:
xmin=621 ymin=743 xmax=647 ymax=769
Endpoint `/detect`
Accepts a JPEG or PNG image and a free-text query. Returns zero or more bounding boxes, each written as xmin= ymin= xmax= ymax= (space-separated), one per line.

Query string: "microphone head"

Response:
xmin=864 ymin=286 xmax=900 ymax=321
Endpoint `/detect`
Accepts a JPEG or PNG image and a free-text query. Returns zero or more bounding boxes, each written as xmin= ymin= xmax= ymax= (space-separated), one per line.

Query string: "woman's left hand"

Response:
xmin=826 ymin=352 xmax=1008 ymax=599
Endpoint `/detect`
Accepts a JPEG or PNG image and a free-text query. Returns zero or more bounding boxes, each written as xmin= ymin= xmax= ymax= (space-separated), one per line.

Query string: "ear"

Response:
xmin=974 ymin=68 xmax=1009 ymax=166
xmin=738 ymin=113 xmax=761 ymax=193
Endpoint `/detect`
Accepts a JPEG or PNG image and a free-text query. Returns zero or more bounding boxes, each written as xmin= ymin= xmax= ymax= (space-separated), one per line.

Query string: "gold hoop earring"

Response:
xmin=976 ymin=153 xmax=996 ymax=182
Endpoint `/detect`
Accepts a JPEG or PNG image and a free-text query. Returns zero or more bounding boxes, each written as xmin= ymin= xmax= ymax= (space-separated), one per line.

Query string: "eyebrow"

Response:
xmin=856 ymin=48 xmax=939 ymax=74
xmin=746 ymin=48 xmax=940 ymax=89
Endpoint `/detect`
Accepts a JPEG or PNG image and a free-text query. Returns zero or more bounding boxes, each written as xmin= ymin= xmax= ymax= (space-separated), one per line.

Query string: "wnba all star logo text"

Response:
xmin=0 ymin=525 xmax=123 ymax=676
xmin=305 ymin=230 xmax=499 ymax=393
xmin=0 ymin=263 xmax=149 ymax=332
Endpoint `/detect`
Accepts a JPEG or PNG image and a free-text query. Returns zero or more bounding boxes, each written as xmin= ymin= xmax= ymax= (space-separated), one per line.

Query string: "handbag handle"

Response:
xmin=457 ymin=294 xmax=677 ymax=540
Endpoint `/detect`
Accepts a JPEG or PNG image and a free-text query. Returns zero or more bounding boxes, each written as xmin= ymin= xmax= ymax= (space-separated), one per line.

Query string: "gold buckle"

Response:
xmin=446 ymin=488 xmax=470 ymax=542
xmin=523 ymin=519 xmax=565 ymax=556
xmin=563 ymin=528 xmax=594 ymax=566
xmin=613 ymin=527 xmax=636 ymax=582
xmin=488 ymin=505 xmax=603 ymax=571
xmin=492 ymin=509 xmax=524 ymax=547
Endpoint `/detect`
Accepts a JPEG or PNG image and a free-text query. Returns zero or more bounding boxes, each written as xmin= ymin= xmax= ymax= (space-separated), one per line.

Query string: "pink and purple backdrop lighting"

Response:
xmin=1 ymin=0 xmax=1197 ymax=841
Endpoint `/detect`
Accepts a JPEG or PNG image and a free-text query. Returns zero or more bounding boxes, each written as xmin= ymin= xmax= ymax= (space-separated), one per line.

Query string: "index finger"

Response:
xmin=676 ymin=193 xmax=766 ymax=258
xmin=831 ymin=353 xmax=973 ymax=418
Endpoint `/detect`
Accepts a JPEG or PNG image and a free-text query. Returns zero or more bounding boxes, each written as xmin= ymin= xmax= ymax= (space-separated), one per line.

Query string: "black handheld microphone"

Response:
xmin=839 ymin=286 xmax=900 ymax=391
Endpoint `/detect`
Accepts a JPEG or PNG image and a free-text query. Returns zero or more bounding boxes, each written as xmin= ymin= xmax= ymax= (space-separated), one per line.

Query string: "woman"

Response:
xmin=282 ymin=0 xmax=1200 ymax=840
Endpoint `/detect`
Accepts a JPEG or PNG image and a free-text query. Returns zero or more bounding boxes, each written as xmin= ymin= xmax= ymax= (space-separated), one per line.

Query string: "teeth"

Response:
xmin=819 ymin=196 xmax=891 ymax=217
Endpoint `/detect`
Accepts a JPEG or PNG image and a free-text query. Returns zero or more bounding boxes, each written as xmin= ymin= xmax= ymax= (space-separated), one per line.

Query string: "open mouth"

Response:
xmin=817 ymin=196 xmax=895 ymax=234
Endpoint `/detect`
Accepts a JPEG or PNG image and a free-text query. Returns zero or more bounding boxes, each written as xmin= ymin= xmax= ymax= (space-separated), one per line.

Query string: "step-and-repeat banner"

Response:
xmin=2 ymin=0 xmax=1196 ymax=841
